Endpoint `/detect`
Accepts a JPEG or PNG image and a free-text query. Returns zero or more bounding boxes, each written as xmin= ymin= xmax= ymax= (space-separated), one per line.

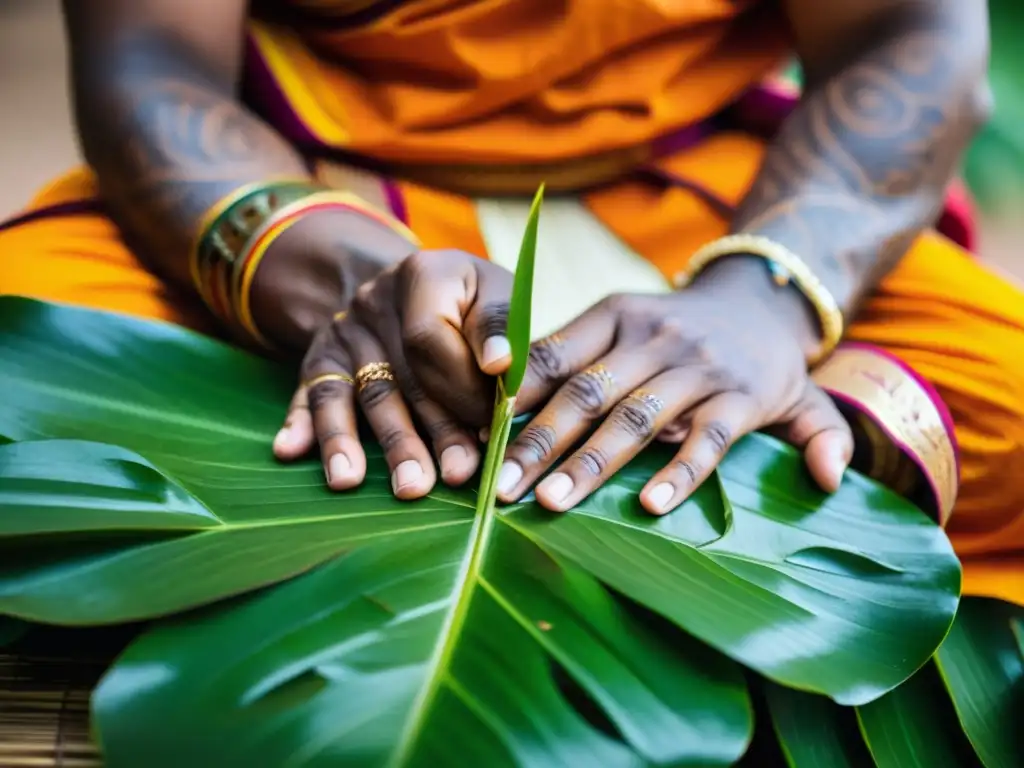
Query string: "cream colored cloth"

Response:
xmin=475 ymin=196 xmax=671 ymax=339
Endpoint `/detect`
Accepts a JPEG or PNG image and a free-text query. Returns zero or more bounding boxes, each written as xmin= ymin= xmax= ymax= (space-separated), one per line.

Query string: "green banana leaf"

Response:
xmin=963 ymin=0 xmax=1024 ymax=210
xmin=763 ymin=682 xmax=871 ymax=767
xmin=935 ymin=598 xmax=1024 ymax=768
xmin=0 ymin=296 xmax=961 ymax=763
xmin=857 ymin=664 xmax=980 ymax=768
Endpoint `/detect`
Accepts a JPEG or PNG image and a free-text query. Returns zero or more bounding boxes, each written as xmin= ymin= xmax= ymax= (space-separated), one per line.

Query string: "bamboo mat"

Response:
xmin=0 ymin=651 xmax=101 ymax=767
xmin=0 ymin=627 xmax=138 ymax=768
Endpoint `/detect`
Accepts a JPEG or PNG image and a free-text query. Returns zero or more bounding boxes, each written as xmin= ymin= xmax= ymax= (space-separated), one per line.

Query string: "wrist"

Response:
xmin=687 ymin=253 xmax=823 ymax=361
xmin=250 ymin=207 xmax=417 ymax=352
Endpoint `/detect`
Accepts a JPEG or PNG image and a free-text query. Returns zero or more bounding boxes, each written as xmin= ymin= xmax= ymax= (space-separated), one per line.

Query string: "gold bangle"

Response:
xmin=673 ymin=234 xmax=844 ymax=365
xmin=190 ymin=178 xmax=323 ymax=316
xmin=233 ymin=212 xmax=308 ymax=350
xmin=231 ymin=191 xmax=422 ymax=348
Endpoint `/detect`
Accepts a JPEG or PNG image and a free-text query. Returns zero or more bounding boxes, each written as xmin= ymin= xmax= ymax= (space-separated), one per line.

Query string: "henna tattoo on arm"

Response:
xmin=731 ymin=5 xmax=990 ymax=316
xmin=70 ymin=32 xmax=307 ymax=289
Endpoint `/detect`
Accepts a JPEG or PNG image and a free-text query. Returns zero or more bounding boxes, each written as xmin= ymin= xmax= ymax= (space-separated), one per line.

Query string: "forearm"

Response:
xmin=69 ymin=30 xmax=309 ymax=291
xmin=731 ymin=4 xmax=990 ymax=316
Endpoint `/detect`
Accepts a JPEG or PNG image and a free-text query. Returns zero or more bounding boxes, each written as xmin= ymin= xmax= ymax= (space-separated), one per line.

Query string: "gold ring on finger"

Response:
xmin=626 ymin=388 xmax=666 ymax=414
xmin=332 ymin=310 xmax=348 ymax=323
xmin=304 ymin=372 xmax=355 ymax=390
xmin=581 ymin=363 xmax=616 ymax=393
xmin=355 ymin=361 xmax=395 ymax=393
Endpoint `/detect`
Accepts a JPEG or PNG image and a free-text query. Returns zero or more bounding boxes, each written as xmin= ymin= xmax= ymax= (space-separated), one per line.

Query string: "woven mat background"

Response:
xmin=0 ymin=627 xmax=137 ymax=768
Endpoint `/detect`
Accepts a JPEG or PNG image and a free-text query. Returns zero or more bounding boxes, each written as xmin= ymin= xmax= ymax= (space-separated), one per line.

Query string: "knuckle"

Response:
xmin=376 ymin=428 xmax=406 ymax=454
xmin=425 ymin=418 xmax=461 ymax=442
xmin=573 ymin=446 xmax=609 ymax=477
xmin=357 ymin=379 xmax=396 ymax=410
xmin=670 ymin=458 xmax=700 ymax=486
xmin=610 ymin=399 xmax=657 ymax=441
xmin=350 ymin=284 xmax=376 ymax=318
xmin=399 ymin=250 xmax=433 ymax=278
xmin=527 ymin=341 xmax=568 ymax=385
xmin=307 ymin=380 xmax=350 ymax=412
xmin=401 ymin=376 xmax=429 ymax=405
xmin=699 ymin=420 xmax=733 ymax=456
xmin=512 ymin=424 xmax=557 ymax=462
xmin=704 ymin=366 xmax=738 ymax=391
xmin=562 ymin=373 xmax=609 ymax=418
xmin=474 ymin=301 xmax=510 ymax=339
xmin=402 ymin=320 xmax=440 ymax=354
xmin=602 ymin=292 xmax=630 ymax=315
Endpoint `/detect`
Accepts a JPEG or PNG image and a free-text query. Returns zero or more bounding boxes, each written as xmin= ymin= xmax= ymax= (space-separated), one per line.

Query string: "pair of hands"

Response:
xmin=272 ymin=249 xmax=855 ymax=515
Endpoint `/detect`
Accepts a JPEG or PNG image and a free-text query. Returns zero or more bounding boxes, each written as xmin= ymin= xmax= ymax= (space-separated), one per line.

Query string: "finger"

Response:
xmin=516 ymin=300 xmax=619 ymax=413
xmin=297 ymin=326 xmax=366 ymax=490
xmin=356 ymin=275 xmax=480 ymax=487
xmin=463 ymin=266 xmax=513 ymax=376
xmin=498 ymin=345 xmax=680 ymax=503
xmin=531 ymin=369 xmax=715 ymax=512
xmin=779 ymin=382 xmax=854 ymax=493
xmin=400 ymin=373 xmax=480 ymax=487
xmin=654 ymin=414 xmax=692 ymax=444
xmin=273 ymin=386 xmax=314 ymax=460
xmin=398 ymin=251 xmax=497 ymax=427
xmin=343 ymin=322 xmax=438 ymax=499
xmin=640 ymin=392 xmax=759 ymax=515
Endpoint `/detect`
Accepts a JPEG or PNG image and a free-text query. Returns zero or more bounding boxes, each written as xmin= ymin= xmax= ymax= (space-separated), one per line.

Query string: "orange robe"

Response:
xmin=1 ymin=0 xmax=1023 ymax=604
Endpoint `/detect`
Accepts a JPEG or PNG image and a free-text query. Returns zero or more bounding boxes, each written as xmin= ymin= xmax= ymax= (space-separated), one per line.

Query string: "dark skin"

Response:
xmin=63 ymin=0 xmax=413 ymax=352
xmin=67 ymin=0 xmax=989 ymax=511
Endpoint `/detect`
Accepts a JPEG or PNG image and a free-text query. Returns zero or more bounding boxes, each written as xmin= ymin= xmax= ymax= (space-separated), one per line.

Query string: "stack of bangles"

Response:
xmin=190 ymin=179 xmax=419 ymax=350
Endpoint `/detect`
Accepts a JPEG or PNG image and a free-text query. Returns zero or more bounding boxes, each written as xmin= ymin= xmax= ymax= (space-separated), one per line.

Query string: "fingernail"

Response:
xmin=646 ymin=482 xmax=675 ymax=514
xmin=392 ymin=460 xmax=424 ymax=493
xmin=496 ymin=461 xmax=523 ymax=496
xmin=826 ymin=442 xmax=849 ymax=488
xmin=440 ymin=445 xmax=469 ymax=479
xmin=327 ymin=453 xmax=351 ymax=483
xmin=481 ymin=336 xmax=512 ymax=369
xmin=273 ymin=427 xmax=291 ymax=452
xmin=479 ymin=427 xmax=491 ymax=443
xmin=538 ymin=473 xmax=574 ymax=506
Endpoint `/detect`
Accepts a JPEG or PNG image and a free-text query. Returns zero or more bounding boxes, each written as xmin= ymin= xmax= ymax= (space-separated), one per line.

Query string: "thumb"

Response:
xmin=465 ymin=263 xmax=514 ymax=376
xmin=779 ymin=382 xmax=854 ymax=493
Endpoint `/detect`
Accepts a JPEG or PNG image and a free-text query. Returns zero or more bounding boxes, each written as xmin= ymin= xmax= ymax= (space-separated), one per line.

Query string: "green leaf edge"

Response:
xmin=502 ymin=183 xmax=544 ymax=396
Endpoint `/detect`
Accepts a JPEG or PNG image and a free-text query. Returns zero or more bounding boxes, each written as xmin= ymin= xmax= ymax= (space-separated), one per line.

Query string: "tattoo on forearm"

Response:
xmin=75 ymin=34 xmax=305 ymax=284
xmin=732 ymin=16 xmax=985 ymax=313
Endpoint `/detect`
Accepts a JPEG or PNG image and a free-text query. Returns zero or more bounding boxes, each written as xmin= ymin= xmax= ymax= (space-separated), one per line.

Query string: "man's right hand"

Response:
xmin=271 ymin=249 xmax=515 ymax=499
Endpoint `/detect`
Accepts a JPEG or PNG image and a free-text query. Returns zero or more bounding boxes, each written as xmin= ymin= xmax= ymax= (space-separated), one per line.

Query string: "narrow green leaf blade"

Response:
xmin=502 ymin=183 xmax=543 ymax=396
xmin=763 ymin=682 xmax=871 ymax=767
xmin=857 ymin=663 xmax=981 ymax=768
xmin=935 ymin=598 xmax=1024 ymax=768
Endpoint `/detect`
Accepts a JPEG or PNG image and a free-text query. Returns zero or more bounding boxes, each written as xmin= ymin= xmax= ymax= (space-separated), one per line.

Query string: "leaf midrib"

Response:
xmin=386 ymin=398 xmax=515 ymax=766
